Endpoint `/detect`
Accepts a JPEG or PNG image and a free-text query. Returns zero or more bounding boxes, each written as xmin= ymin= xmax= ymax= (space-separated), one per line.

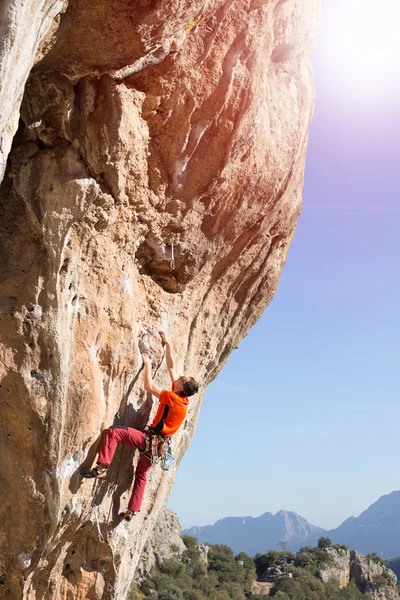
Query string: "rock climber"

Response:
xmin=80 ymin=331 xmax=198 ymax=521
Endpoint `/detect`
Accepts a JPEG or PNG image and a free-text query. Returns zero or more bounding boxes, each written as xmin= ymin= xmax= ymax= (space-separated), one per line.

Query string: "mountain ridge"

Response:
xmin=183 ymin=490 xmax=400 ymax=558
xmin=183 ymin=509 xmax=326 ymax=556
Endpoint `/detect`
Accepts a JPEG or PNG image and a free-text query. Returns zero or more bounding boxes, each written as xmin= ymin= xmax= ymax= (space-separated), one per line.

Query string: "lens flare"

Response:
xmin=316 ymin=0 xmax=400 ymax=107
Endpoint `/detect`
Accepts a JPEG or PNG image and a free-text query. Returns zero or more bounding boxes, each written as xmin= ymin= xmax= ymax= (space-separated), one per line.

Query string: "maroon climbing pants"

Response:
xmin=98 ymin=426 xmax=154 ymax=512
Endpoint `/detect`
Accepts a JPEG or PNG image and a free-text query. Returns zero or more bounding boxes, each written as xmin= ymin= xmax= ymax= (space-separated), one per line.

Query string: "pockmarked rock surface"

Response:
xmin=317 ymin=549 xmax=398 ymax=600
xmin=0 ymin=0 xmax=319 ymax=598
xmin=135 ymin=508 xmax=186 ymax=581
xmin=316 ymin=547 xmax=351 ymax=589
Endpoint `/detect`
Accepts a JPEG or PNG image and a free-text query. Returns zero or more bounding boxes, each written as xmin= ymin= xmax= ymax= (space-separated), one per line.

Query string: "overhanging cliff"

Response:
xmin=0 ymin=0 xmax=319 ymax=598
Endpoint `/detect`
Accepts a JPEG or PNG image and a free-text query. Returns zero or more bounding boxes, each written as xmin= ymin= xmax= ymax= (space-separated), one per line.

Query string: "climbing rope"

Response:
xmin=0 ymin=137 xmax=6 ymax=168
xmin=90 ymin=344 xmax=166 ymax=600
xmin=90 ymin=487 xmax=115 ymax=600
xmin=94 ymin=506 xmax=106 ymax=545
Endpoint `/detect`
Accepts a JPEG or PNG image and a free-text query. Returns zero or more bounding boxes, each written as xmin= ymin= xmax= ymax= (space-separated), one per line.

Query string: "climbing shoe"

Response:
xmin=80 ymin=467 xmax=107 ymax=479
xmin=124 ymin=510 xmax=138 ymax=522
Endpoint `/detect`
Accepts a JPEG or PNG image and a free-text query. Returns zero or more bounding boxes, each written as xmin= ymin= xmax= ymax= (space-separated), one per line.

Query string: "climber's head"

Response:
xmin=172 ymin=376 xmax=199 ymax=398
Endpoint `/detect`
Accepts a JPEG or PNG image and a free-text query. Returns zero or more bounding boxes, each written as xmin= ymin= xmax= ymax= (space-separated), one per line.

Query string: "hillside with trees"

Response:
xmin=130 ymin=536 xmax=398 ymax=600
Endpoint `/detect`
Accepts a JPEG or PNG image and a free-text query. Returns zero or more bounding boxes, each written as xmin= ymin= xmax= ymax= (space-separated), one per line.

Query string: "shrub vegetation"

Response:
xmin=130 ymin=536 xmax=376 ymax=600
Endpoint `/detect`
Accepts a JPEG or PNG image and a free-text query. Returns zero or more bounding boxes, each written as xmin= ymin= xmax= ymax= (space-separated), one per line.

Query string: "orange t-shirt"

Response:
xmin=150 ymin=390 xmax=188 ymax=437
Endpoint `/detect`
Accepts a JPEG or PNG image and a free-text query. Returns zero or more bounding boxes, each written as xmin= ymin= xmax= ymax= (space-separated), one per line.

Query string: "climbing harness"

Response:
xmin=140 ymin=433 xmax=175 ymax=470
xmin=140 ymin=430 xmax=169 ymax=466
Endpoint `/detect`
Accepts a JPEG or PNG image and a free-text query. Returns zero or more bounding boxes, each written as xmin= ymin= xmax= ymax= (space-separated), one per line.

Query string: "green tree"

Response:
xmin=214 ymin=591 xmax=230 ymax=600
xmin=152 ymin=571 xmax=190 ymax=598
xmin=158 ymin=588 xmax=184 ymax=600
xmin=128 ymin=586 xmax=144 ymax=600
xmin=160 ymin=559 xmax=187 ymax=579
xmin=294 ymin=552 xmax=313 ymax=568
xmin=191 ymin=559 xmax=207 ymax=580
xmin=325 ymin=579 xmax=366 ymax=599
xmin=182 ymin=535 xmax=198 ymax=551
xmin=338 ymin=580 xmax=366 ymax=599
xmin=193 ymin=569 xmax=219 ymax=598
xmin=182 ymin=535 xmax=200 ymax=565
xmin=318 ymin=537 xmax=332 ymax=549
xmin=141 ymin=579 xmax=156 ymax=596
xmin=235 ymin=552 xmax=257 ymax=594
xmin=254 ymin=551 xmax=281 ymax=575
xmin=221 ymin=582 xmax=245 ymax=600
xmin=208 ymin=545 xmax=239 ymax=585
xmin=366 ymin=553 xmax=385 ymax=566
xmin=183 ymin=591 xmax=208 ymax=600
xmin=293 ymin=572 xmax=325 ymax=599
xmin=313 ymin=548 xmax=332 ymax=571
xmin=134 ymin=534 xmax=382 ymax=600
xmin=325 ymin=580 xmax=341 ymax=599
xmin=270 ymin=577 xmax=307 ymax=600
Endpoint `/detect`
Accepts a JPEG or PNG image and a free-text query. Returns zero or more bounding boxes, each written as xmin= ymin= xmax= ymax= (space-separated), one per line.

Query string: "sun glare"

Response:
xmin=317 ymin=0 xmax=400 ymax=106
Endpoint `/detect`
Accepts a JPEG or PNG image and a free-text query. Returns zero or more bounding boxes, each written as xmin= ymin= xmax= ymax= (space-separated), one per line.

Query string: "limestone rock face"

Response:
xmin=135 ymin=509 xmax=186 ymax=581
xmin=0 ymin=0 xmax=68 ymax=183
xmin=0 ymin=0 xmax=319 ymax=599
xmin=350 ymin=551 xmax=399 ymax=600
xmin=317 ymin=549 xmax=398 ymax=599
xmin=316 ymin=548 xmax=352 ymax=589
xmin=197 ymin=544 xmax=210 ymax=564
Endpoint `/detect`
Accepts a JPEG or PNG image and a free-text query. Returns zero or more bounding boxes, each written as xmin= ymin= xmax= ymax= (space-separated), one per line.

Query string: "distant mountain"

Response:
xmin=184 ymin=491 xmax=400 ymax=559
xmin=328 ymin=491 xmax=400 ymax=558
xmin=183 ymin=510 xmax=326 ymax=556
xmin=386 ymin=557 xmax=400 ymax=580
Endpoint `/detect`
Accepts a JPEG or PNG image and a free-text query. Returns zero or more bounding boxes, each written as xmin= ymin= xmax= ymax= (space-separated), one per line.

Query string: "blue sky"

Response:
xmin=168 ymin=1 xmax=400 ymax=531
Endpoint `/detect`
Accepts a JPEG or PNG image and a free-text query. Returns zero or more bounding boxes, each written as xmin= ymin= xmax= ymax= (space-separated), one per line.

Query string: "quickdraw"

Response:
xmin=160 ymin=438 xmax=174 ymax=471
xmin=141 ymin=433 xmax=166 ymax=465
xmin=151 ymin=436 xmax=159 ymax=465
xmin=140 ymin=433 xmax=174 ymax=471
xmin=170 ymin=237 xmax=175 ymax=270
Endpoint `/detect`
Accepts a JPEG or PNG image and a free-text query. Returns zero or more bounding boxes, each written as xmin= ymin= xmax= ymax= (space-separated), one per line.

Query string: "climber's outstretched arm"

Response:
xmin=142 ymin=354 xmax=162 ymax=398
xmin=159 ymin=331 xmax=177 ymax=385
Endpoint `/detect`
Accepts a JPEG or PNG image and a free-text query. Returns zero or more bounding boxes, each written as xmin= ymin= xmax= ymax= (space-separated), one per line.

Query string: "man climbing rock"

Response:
xmin=80 ymin=332 xmax=198 ymax=521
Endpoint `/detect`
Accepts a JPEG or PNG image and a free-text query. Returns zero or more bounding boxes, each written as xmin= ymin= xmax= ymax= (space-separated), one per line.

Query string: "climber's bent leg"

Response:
xmin=128 ymin=453 xmax=152 ymax=513
xmin=98 ymin=426 xmax=147 ymax=467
